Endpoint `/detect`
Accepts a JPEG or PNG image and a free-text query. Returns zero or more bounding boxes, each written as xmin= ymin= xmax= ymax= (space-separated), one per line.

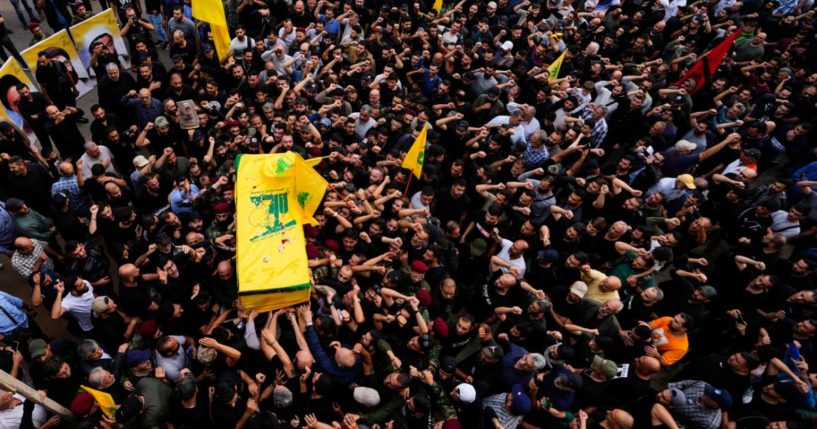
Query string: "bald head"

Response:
xmin=602 ymin=276 xmax=622 ymax=292
xmin=335 ymin=347 xmax=356 ymax=368
xmin=14 ymin=237 xmax=33 ymax=251
xmin=118 ymin=263 xmax=139 ymax=280
xmin=636 ymin=355 xmax=661 ymax=375
xmin=58 ymin=162 xmax=74 ymax=177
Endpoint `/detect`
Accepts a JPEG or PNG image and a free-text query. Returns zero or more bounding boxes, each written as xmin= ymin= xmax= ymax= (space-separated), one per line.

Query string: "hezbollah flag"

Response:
xmin=433 ymin=0 xmax=443 ymax=12
xmin=236 ymin=152 xmax=327 ymax=311
xmin=547 ymin=50 xmax=567 ymax=81
xmin=674 ymin=27 xmax=743 ymax=95
xmin=81 ymin=385 xmax=117 ymax=418
xmin=402 ymin=125 xmax=427 ymax=179
xmin=192 ymin=0 xmax=231 ymax=61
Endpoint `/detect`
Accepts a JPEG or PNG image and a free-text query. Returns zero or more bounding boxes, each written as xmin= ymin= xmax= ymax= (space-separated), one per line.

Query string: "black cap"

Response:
xmin=115 ymin=394 xmax=143 ymax=423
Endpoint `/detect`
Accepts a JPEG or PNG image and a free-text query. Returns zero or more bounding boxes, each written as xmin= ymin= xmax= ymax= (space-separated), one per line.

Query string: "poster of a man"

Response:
xmin=70 ymin=8 xmax=131 ymax=76
xmin=0 ymin=58 xmax=41 ymax=143
xmin=21 ymin=29 xmax=94 ymax=98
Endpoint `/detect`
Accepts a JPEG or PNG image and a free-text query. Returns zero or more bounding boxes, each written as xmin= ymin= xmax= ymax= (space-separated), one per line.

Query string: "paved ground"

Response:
xmin=0 ymin=254 xmax=70 ymax=339
xmin=2 ymin=2 xmax=173 ymax=143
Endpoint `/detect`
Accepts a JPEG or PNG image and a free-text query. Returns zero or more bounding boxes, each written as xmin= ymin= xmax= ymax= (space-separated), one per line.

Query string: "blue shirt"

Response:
xmin=170 ymin=184 xmax=200 ymax=216
xmin=0 ymin=291 xmax=29 ymax=336
xmin=305 ymin=325 xmax=361 ymax=384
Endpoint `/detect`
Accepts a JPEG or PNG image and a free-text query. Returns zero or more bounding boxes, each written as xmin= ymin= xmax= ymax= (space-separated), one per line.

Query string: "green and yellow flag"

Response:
xmin=81 ymin=385 xmax=117 ymax=418
xmin=402 ymin=125 xmax=427 ymax=179
xmin=192 ymin=0 xmax=231 ymax=61
xmin=236 ymin=152 xmax=327 ymax=311
xmin=547 ymin=50 xmax=567 ymax=81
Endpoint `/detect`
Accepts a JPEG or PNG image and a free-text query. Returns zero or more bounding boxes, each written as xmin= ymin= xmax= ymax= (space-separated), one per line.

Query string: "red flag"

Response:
xmin=675 ymin=28 xmax=743 ymax=94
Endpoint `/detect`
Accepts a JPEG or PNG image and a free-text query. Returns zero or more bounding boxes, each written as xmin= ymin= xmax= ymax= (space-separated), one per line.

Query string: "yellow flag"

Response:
xmin=547 ymin=50 xmax=567 ymax=81
xmin=401 ymin=125 xmax=427 ymax=179
xmin=433 ymin=0 xmax=443 ymax=12
xmin=235 ymin=152 xmax=327 ymax=311
xmin=192 ymin=0 xmax=231 ymax=61
xmin=80 ymin=385 xmax=117 ymax=418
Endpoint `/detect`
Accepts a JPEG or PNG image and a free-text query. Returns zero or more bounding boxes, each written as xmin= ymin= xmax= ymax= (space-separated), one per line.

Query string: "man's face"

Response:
xmin=456 ymin=318 xmax=473 ymax=336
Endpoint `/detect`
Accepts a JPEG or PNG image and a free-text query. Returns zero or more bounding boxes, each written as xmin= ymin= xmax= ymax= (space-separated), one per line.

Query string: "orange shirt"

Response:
xmin=649 ymin=317 xmax=689 ymax=366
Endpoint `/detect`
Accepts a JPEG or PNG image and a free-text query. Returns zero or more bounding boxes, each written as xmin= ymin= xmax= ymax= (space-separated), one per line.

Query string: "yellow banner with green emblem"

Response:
xmin=236 ymin=152 xmax=327 ymax=311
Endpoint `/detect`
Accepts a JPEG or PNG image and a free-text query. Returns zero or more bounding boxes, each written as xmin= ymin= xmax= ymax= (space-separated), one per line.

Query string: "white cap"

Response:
xmin=455 ymin=383 xmax=476 ymax=403
xmin=487 ymin=1 xmax=498 ymax=8
xmin=501 ymin=41 xmax=514 ymax=51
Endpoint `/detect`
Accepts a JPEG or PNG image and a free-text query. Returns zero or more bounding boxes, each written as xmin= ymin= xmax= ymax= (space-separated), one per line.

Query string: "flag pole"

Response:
xmin=404 ymin=173 xmax=413 ymax=197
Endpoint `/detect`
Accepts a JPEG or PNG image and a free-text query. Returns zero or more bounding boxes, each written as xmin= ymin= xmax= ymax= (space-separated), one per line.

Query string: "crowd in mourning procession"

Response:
xmin=2 ymin=0 xmax=817 ymax=428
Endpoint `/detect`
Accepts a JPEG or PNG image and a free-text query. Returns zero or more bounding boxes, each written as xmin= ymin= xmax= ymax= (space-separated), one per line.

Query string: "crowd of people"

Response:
xmin=1 ymin=0 xmax=817 ymax=428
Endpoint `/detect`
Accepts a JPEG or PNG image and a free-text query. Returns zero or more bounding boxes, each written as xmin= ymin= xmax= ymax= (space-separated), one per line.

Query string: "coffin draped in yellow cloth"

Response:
xmin=235 ymin=152 xmax=327 ymax=311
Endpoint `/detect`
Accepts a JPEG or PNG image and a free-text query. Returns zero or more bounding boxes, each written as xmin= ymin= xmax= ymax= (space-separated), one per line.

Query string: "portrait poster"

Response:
xmin=177 ymin=99 xmax=200 ymax=130
xmin=0 ymin=58 xmax=41 ymax=143
xmin=21 ymin=29 xmax=95 ymax=98
xmin=70 ymin=8 xmax=131 ymax=74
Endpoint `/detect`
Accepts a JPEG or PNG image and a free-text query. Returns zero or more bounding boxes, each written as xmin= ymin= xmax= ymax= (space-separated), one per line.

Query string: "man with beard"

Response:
xmin=16 ymin=84 xmax=51 ymax=150
xmin=97 ymin=63 xmax=137 ymax=119
xmin=65 ymin=240 xmax=112 ymax=296
xmin=5 ymin=154 xmax=53 ymax=212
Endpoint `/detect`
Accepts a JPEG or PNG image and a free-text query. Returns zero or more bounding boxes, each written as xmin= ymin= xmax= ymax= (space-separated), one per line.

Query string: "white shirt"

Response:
xmin=486 ymin=115 xmax=527 ymax=146
xmin=0 ymin=394 xmax=46 ymax=429
xmin=496 ymin=239 xmax=526 ymax=279
xmin=62 ymin=282 xmax=95 ymax=332
xmin=155 ymin=335 xmax=189 ymax=382
xmin=79 ymin=146 xmax=116 ymax=179
xmin=348 ymin=113 xmax=377 ymax=139
xmin=229 ymin=36 xmax=255 ymax=53
xmin=771 ymin=210 xmax=800 ymax=238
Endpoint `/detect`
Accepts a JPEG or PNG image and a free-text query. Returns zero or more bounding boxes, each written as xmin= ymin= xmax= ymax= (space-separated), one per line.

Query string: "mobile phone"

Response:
xmin=11 ymin=341 xmax=19 ymax=352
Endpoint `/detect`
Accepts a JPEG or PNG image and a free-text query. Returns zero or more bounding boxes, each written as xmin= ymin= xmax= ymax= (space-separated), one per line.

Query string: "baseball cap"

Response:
xmin=699 ymin=285 xmax=718 ymax=298
xmin=677 ymin=174 xmax=696 ymax=189
xmin=92 ymin=296 xmax=111 ymax=317
xmin=669 ymin=388 xmax=687 ymax=408
xmin=440 ymin=356 xmax=457 ymax=373
xmin=154 ymin=116 xmax=169 ymax=128
xmin=570 ymin=281 xmax=588 ymax=298
xmin=482 ymin=344 xmax=504 ymax=360
xmin=558 ymin=373 xmax=583 ymax=390
xmin=455 ymin=383 xmax=476 ymax=403
xmin=510 ymin=384 xmax=532 ymax=415
xmin=132 ymin=155 xmax=150 ymax=169
xmin=126 ymin=349 xmax=152 ymax=367
xmin=592 ymin=355 xmax=618 ymax=378
xmin=674 ymin=140 xmax=696 ymax=152
xmin=115 ymin=394 xmax=143 ymax=423
xmin=353 ymin=386 xmax=380 ymax=407
xmin=469 ymin=238 xmax=488 ymax=257
xmin=537 ymin=249 xmax=559 ymax=263
xmin=5 ymin=198 xmax=24 ymax=212
xmin=28 ymin=339 xmax=47 ymax=360
xmin=743 ymin=148 xmax=761 ymax=159
xmin=52 ymin=192 xmax=68 ymax=205
xmin=704 ymin=384 xmax=733 ymax=409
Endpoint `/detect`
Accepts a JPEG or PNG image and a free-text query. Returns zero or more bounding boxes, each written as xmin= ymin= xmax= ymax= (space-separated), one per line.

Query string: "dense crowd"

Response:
xmin=1 ymin=0 xmax=817 ymax=428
